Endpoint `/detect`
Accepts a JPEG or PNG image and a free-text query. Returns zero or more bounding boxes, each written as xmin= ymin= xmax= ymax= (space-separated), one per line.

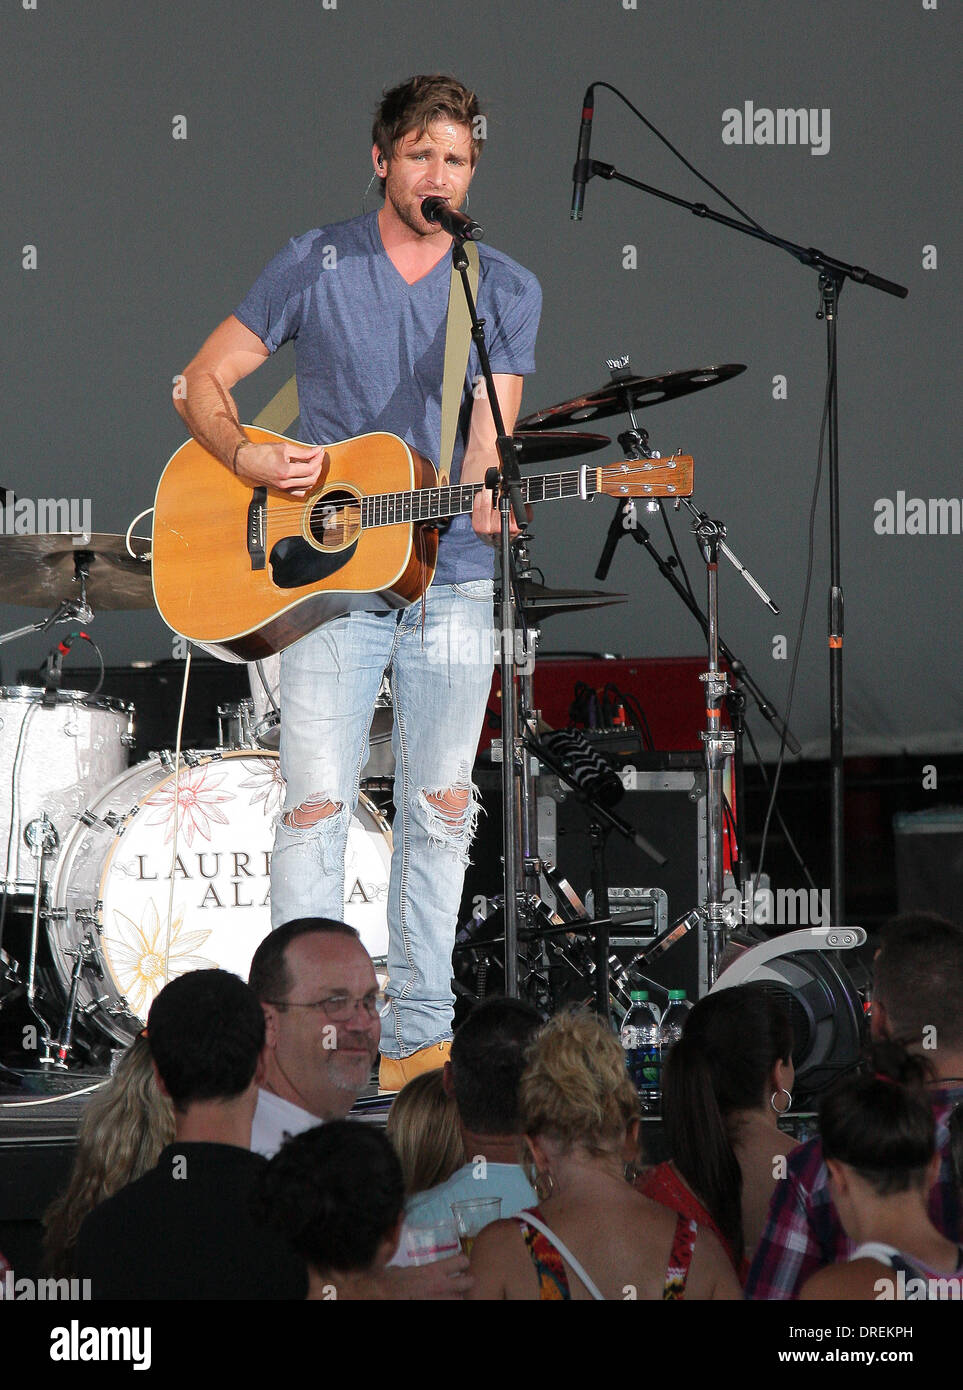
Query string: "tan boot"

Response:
xmin=378 ymin=1041 xmax=451 ymax=1094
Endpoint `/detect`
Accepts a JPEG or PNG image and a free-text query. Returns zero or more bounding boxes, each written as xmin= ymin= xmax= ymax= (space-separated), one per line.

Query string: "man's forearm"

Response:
xmin=174 ymin=368 xmax=250 ymax=471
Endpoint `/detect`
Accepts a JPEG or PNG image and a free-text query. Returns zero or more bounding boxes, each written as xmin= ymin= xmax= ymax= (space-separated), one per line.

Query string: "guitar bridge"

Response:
xmin=247 ymin=488 xmax=267 ymax=570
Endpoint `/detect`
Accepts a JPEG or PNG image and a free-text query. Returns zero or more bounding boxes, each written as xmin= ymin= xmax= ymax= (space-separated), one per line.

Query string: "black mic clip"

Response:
xmin=41 ymin=650 xmax=63 ymax=706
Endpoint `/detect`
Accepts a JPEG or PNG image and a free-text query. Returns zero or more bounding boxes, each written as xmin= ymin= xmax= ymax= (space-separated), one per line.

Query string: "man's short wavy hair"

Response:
xmin=371 ymin=74 xmax=484 ymax=198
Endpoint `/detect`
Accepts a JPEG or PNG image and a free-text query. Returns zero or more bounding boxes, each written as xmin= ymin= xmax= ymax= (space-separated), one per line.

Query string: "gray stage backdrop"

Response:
xmin=4 ymin=1 xmax=959 ymax=760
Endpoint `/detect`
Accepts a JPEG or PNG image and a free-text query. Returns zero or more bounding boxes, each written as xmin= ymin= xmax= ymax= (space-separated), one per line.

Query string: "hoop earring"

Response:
xmin=770 ymin=1087 xmax=792 ymax=1114
xmin=534 ymin=1168 xmax=555 ymax=1201
xmin=362 ymin=171 xmax=377 ymax=214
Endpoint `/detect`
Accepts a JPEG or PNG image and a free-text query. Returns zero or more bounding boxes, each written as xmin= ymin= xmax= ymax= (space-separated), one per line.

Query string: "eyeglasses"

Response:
xmin=264 ymin=990 xmax=386 ymax=1022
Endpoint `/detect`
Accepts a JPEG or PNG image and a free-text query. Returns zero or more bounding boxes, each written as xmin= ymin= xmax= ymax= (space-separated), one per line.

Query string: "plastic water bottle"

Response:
xmin=659 ymin=989 xmax=692 ymax=1075
xmin=620 ymin=989 xmax=662 ymax=1113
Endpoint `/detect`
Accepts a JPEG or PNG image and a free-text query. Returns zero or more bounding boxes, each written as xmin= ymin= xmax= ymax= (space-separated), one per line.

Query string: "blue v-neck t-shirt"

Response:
xmin=235 ymin=210 xmax=542 ymax=584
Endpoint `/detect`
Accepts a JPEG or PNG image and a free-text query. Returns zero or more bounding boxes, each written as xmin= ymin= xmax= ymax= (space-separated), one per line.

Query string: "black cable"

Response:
xmin=613 ymin=688 xmax=655 ymax=751
xmin=589 ymin=81 xmax=770 ymax=236
xmin=743 ymin=716 xmax=819 ymax=895
xmin=657 ymin=500 xmax=700 ymax=612
xmin=723 ymin=793 xmax=739 ymax=872
xmin=753 ymin=336 xmax=836 ymax=897
xmin=75 ymin=634 xmax=106 ymax=700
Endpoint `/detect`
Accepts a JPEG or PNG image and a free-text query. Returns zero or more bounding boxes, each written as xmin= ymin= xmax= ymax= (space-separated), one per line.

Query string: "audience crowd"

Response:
xmin=24 ymin=910 xmax=962 ymax=1301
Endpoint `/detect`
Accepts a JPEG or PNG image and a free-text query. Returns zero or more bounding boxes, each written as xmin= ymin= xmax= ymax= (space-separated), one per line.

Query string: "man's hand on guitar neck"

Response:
xmin=234 ymin=439 xmax=328 ymax=496
xmin=462 ymin=372 xmax=529 ymax=545
xmin=470 ymin=482 xmax=531 ymax=545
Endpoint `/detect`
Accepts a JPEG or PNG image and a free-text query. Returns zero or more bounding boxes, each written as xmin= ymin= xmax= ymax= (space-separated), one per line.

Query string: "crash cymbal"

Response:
xmin=511 ymin=431 xmax=611 ymax=464
xmin=514 ymin=579 xmax=626 ymax=623
xmin=0 ymin=532 xmax=153 ymax=609
xmin=517 ymin=364 xmax=747 ymax=430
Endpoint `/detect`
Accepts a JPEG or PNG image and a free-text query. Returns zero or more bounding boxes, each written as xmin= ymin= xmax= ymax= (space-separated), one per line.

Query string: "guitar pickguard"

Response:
xmin=269 ymin=534 xmax=358 ymax=589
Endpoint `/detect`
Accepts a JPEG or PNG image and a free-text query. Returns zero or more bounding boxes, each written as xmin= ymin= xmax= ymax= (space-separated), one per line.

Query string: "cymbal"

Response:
xmin=0 ymin=532 xmax=153 ymax=609
xmin=517 ymin=364 xmax=747 ymax=431
xmin=514 ymin=579 xmax=626 ymax=623
xmin=512 ymin=431 xmax=611 ymax=464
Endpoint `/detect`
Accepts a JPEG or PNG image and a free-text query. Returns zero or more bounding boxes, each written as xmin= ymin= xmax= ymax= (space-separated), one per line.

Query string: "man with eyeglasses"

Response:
xmin=248 ymin=918 xmax=383 ymax=1157
xmin=248 ymin=917 xmax=472 ymax=1298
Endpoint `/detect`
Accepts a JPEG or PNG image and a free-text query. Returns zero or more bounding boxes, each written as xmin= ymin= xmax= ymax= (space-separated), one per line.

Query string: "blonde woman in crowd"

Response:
xmin=43 ymin=1036 xmax=174 ymax=1275
xmin=386 ymin=1068 xmax=465 ymax=1200
xmin=467 ymin=1011 xmax=741 ymax=1300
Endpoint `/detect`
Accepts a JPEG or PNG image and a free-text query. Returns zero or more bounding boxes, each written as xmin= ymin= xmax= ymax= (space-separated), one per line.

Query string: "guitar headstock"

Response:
xmin=594 ymin=454 xmax=693 ymax=500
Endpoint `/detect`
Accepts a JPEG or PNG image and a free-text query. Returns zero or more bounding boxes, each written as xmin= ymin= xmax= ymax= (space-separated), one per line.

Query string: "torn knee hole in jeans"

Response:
xmin=421 ymin=778 xmax=481 ymax=858
xmin=282 ymin=796 xmax=342 ymax=831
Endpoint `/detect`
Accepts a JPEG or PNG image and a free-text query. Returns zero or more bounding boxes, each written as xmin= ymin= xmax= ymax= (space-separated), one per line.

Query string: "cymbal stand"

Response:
xmin=626 ymin=495 xmax=781 ymax=991
xmin=0 ymin=593 xmax=93 ymax=649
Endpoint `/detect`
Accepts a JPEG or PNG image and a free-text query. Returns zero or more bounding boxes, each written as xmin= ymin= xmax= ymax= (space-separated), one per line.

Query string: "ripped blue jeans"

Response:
xmin=271 ymin=581 xmax=494 ymax=1058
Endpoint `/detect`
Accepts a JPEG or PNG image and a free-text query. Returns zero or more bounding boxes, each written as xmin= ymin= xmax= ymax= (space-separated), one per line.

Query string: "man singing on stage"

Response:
xmin=173 ymin=74 xmax=541 ymax=1091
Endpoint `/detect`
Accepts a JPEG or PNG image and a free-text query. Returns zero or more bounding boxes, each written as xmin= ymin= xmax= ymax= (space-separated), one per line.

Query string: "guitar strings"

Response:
xmin=242 ymin=466 xmax=677 ymax=523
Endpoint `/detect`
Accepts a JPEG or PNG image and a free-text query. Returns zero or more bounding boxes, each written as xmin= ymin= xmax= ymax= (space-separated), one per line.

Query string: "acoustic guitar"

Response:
xmin=152 ymin=426 xmax=693 ymax=661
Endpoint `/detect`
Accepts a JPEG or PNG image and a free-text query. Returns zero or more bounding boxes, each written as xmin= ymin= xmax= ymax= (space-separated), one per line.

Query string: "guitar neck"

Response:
xmin=361 ymin=469 xmax=588 ymax=529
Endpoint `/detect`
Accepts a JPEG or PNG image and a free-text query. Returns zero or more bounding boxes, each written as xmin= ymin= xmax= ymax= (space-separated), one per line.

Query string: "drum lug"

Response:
xmin=105 ymin=997 xmax=138 ymax=1020
xmin=80 ymin=994 xmax=111 ymax=1017
xmin=43 ymin=906 xmax=68 ymax=924
xmin=184 ymin=748 xmax=219 ymax=766
xmin=121 ymin=733 xmax=137 ymax=749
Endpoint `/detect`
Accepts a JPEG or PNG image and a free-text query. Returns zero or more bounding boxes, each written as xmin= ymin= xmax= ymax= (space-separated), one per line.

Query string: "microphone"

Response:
xmin=570 ymin=85 xmax=595 ymax=221
xmin=538 ymin=728 xmax=624 ymax=808
xmin=40 ymin=629 xmax=83 ymax=682
xmin=421 ymin=197 xmax=485 ymax=242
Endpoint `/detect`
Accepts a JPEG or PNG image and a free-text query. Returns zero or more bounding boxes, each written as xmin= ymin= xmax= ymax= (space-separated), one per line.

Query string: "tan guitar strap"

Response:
xmin=439 ymin=241 xmax=479 ymax=485
xmin=253 ymin=375 xmax=300 ymax=434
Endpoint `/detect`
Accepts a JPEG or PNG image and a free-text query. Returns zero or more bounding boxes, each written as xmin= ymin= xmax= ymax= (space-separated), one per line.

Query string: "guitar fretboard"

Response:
xmin=359 ymin=470 xmax=587 ymax=529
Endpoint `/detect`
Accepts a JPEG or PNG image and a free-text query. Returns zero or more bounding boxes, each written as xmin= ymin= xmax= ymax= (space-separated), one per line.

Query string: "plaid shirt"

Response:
xmin=745 ymin=1081 xmax=963 ymax=1301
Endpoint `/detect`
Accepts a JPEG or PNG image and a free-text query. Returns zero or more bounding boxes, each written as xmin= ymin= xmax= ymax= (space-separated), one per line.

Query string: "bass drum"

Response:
xmin=47 ymin=750 xmax=391 ymax=1046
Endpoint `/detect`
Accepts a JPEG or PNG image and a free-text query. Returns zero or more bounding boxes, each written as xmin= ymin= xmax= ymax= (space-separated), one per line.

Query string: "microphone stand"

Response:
xmin=449 ymin=233 xmax=528 ymax=997
xmin=578 ymin=155 xmax=908 ymax=928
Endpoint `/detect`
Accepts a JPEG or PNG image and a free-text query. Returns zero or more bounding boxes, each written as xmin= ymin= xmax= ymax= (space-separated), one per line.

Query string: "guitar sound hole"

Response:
xmin=309 ymin=490 xmax=362 ymax=550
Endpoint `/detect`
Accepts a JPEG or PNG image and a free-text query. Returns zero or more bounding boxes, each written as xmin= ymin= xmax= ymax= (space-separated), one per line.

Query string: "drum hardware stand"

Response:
xmin=619 ymin=497 xmax=782 ymax=991
xmin=588 ymin=359 xmax=798 ymax=988
xmin=47 ymin=931 xmax=102 ymax=1069
xmin=0 ymin=594 xmax=94 ymax=651
xmin=21 ymin=815 xmax=60 ymax=1066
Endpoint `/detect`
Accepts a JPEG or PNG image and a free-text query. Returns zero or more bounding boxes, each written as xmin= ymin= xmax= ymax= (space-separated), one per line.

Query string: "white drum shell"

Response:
xmin=0 ymin=686 xmax=133 ymax=890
